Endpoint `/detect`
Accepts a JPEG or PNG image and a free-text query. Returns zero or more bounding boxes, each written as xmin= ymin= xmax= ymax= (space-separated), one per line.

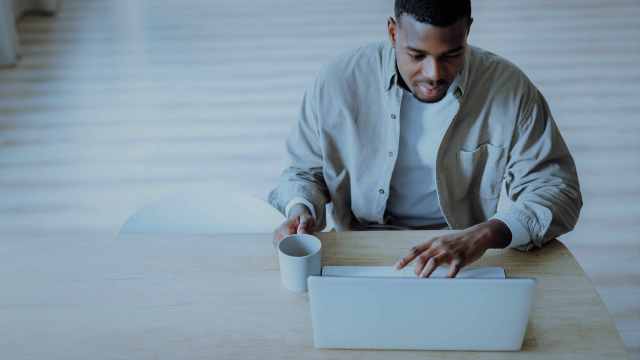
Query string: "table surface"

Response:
xmin=0 ymin=230 xmax=629 ymax=359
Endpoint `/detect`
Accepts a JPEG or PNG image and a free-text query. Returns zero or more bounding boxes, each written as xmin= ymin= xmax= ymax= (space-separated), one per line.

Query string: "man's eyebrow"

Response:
xmin=406 ymin=45 xmax=465 ymax=55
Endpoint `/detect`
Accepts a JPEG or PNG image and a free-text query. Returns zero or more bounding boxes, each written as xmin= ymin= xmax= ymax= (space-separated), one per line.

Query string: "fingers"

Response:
xmin=273 ymin=226 xmax=290 ymax=249
xmin=413 ymin=247 xmax=438 ymax=276
xmin=418 ymin=253 xmax=448 ymax=278
xmin=297 ymin=216 xmax=308 ymax=234
xmin=447 ymin=260 xmax=463 ymax=278
xmin=394 ymin=235 xmax=471 ymax=278
xmin=272 ymin=228 xmax=285 ymax=249
xmin=273 ymin=213 xmax=318 ymax=249
xmin=395 ymin=241 xmax=432 ymax=270
xmin=417 ymin=255 xmax=464 ymax=278
xmin=296 ymin=214 xmax=315 ymax=234
xmin=272 ymin=217 xmax=301 ymax=249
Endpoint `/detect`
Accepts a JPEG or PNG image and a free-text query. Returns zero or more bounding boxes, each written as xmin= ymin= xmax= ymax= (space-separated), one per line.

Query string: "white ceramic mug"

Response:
xmin=277 ymin=234 xmax=322 ymax=292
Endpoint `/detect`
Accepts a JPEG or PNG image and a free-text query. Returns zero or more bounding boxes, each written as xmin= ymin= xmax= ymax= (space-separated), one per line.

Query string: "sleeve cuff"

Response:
xmin=491 ymin=212 xmax=531 ymax=248
xmin=285 ymin=197 xmax=317 ymax=220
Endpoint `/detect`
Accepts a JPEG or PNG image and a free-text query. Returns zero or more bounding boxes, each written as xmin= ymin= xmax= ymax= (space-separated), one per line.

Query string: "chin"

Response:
xmin=413 ymin=91 xmax=447 ymax=104
xmin=410 ymin=84 xmax=450 ymax=103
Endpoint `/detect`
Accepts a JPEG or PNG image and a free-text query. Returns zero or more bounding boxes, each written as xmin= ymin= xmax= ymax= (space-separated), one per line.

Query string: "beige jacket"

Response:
xmin=268 ymin=41 xmax=582 ymax=251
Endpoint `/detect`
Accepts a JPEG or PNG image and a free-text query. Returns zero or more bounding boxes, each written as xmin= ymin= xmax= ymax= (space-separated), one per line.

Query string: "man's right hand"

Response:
xmin=272 ymin=204 xmax=315 ymax=249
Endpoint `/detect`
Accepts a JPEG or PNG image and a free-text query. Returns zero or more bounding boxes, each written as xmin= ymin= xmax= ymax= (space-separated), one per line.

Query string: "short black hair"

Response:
xmin=394 ymin=0 xmax=471 ymax=27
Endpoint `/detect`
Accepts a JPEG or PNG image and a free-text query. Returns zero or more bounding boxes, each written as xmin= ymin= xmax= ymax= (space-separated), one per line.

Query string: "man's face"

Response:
xmin=388 ymin=15 xmax=470 ymax=103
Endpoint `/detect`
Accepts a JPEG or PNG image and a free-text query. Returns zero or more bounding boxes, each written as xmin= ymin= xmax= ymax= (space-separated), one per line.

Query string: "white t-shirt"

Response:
xmin=385 ymin=88 xmax=459 ymax=227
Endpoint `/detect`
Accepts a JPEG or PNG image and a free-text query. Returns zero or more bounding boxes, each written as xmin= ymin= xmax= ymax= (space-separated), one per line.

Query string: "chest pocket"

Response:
xmin=456 ymin=143 xmax=508 ymax=200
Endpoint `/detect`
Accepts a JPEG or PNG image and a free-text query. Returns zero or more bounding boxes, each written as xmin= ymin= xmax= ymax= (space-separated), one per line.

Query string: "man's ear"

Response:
xmin=466 ymin=17 xmax=474 ymax=35
xmin=387 ymin=16 xmax=397 ymax=47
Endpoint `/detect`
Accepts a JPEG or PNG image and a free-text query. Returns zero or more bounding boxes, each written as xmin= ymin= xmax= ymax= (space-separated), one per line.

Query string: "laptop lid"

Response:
xmin=308 ymin=276 xmax=536 ymax=351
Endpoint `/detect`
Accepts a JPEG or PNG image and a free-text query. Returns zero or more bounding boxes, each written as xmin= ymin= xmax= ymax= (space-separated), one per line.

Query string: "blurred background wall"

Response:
xmin=0 ymin=0 xmax=638 ymax=357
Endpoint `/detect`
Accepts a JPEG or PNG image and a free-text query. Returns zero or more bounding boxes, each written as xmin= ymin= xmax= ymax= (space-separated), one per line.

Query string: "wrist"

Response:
xmin=480 ymin=219 xmax=512 ymax=249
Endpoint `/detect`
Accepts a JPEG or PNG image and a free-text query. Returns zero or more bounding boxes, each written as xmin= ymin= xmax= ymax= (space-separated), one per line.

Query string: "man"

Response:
xmin=268 ymin=0 xmax=582 ymax=278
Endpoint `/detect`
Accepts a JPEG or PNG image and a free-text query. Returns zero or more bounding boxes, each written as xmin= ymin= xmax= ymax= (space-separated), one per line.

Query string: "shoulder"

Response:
xmin=468 ymin=46 xmax=535 ymax=90
xmin=467 ymin=46 xmax=542 ymax=116
xmin=313 ymin=41 xmax=388 ymax=94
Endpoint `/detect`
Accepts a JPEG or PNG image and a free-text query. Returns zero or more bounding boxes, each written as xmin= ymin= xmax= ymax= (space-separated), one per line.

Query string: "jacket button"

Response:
xmin=388 ymin=151 xmax=394 ymax=157
xmin=390 ymin=114 xmax=397 ymax=119
xmin=379 ymin=188 xmax=385 ymax=195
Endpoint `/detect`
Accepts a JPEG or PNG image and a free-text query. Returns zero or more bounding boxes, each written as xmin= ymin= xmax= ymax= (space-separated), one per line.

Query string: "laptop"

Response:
xmin=307 ymin=266 xmax=536 ymax=351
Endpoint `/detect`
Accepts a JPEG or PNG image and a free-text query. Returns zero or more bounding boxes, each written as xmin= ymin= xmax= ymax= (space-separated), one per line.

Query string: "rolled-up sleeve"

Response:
xmin=494 ymin=89 xmax=583 ymax=251
xmin=267 ymin=78 xmax=330 ymax=232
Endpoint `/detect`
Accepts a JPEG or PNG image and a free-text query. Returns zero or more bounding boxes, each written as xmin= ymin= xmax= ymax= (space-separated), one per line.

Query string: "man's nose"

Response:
xmin=421 ymin=57 xmax=442 ymax=84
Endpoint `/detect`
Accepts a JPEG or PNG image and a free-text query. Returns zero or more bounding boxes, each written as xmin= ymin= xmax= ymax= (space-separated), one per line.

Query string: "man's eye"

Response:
xmin=444 ymin=53 xmax=462 ymax=59
xmin=409 ymin=54 xmax=424 ymax=61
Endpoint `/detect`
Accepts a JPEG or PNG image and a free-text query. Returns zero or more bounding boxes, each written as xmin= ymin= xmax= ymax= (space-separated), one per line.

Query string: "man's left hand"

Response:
xmin=394 ymin=219 xmax=512 ymax=278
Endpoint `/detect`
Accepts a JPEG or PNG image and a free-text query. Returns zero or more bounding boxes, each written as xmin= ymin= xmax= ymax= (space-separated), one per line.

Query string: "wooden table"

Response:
xmin=0 ymin=230 xmax=629 ymax=359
